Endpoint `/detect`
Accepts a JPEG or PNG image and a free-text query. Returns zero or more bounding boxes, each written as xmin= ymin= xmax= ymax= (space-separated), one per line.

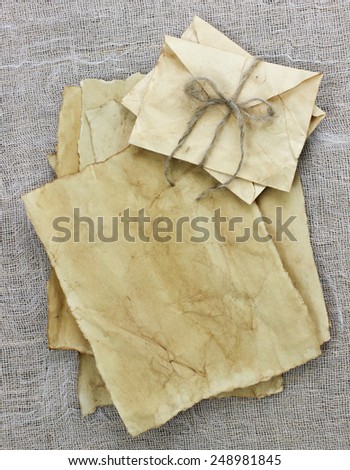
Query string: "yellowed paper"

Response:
xmin=48 ymin=270 xmax=91 ymax=353
xmin=78 ymin=74 xmax=143 ymax=170
xmin=79 ymin=355 xmax=284 ymax=414
xmin=48 ymin=81 xmax=143 ymax=354
xmin=24 ymin=147 xmax=321 ymax=435
xmin=48 ymin=81 xmax=283 ymax=407
xmin=48 ymin=78 xmax=327 ymax=415
xmin=78 ymin=174 xmax=330 ymax=414
xmin=81 ymin=91 xmax=288 ymax=407
xmin=50 ymin=170 xmax=330 ymax=415
xmin=61 ymin=172 xmax=331 ymax=415
xmin=257 ymin=174 xmax=330 ymax=344
xmin=47 ymin=87 xmax=90 ymax=352
xmin=86 ymin=99 xmax=136 ymax=163
xmin=56 ymin=86 xmax=81 ymax=177
xmin=47 ymin=153 xmax=57 ymax=172
xmin=78 ymin=353 xmax=112 ymax=416
xmin=217 ymin=375 xmax=283 ymax=399
xmin=123 ymin=17 xmax=325 ymax=203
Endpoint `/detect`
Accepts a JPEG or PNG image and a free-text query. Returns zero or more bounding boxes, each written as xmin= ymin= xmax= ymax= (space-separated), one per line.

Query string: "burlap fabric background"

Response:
xmin=2 ymin=0 xmax=349 ymax=450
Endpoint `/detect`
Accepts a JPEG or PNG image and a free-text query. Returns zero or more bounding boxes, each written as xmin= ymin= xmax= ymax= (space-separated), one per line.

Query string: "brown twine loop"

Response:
xmin=164 ymin=58 xmax=275 ymax=200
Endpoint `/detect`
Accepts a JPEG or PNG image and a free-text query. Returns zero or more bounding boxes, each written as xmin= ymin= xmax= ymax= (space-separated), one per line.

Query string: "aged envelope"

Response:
xmin=23 ymin=146 xmax=322 ymax=435
xmin=124 ymin=17 xmax=325 ymax=133
xmin=123 ymin=17 xmax=325 ymax=203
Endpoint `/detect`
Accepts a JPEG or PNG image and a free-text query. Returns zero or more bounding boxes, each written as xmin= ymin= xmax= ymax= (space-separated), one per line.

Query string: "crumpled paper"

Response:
xmin=123 ymin=17 xmax=325 ymax=203
xmin=23 ymin=146 xmax=323 ymax=436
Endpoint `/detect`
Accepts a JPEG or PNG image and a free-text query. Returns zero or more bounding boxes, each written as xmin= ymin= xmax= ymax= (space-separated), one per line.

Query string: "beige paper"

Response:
xmin=56 ymin=86 xmax=81 ymax=177
xmin=78 ymin=74 xmax=143 ymax=170
xmin=79 ymin=353 xmax=283 ymax=415
xmin=48 ymin=270 xmax=91 ymax=353
xmin=78 ymin=174 xmax=330 ymax=414
xmin=257 ymin=174 xmax=330 ymax=344
xmin=23 ymin=147 xmax=321 ymax=435
xmin=77 ymin=171 xmax=330 ymax=414
xmin=47 ymin=153 xmax=57 ymax=172
xmin=123 ymin=17 xmax=325 ymax=203
xmin=86 ymin=100 xmax=136 ymax=163
xmin=47 ymin=86 xmax=90 ymax=352
xmin=78 ymin=353 xmax=112 ymax=416
xmin=217 ymin=375 xmax=283 ymax=399
xmin=80 ymin=90 xmax=288 ymax=408
xmin=48 ymin=78 xmax=144 ymax=354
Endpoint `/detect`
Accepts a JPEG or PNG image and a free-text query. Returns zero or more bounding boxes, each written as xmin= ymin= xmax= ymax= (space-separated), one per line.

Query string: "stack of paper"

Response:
xmin=23 ymin=18 xmax=329 ymax=436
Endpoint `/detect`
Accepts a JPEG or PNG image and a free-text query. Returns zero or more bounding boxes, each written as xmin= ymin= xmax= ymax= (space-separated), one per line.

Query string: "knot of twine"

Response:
xmin=164 ymin=58 xmax=275 ymax=200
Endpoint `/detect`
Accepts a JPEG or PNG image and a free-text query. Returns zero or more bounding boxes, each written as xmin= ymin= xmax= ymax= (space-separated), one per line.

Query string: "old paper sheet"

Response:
xmin=78 ymin=74 xmax=143 ymax=170
xmin=79 ymin=353 xmax=283 ymax=416
xmin=24 ymin=146 xmax=321 ymax=435
xmin=48 ymin=270 xmax=91 ymax=354
xmin=71 ymin=172 xmax=330 ymax=416
xmin=56 ymin=86 xmax=81 ymax=177
xmin=78 ymin=353 xmax=112 ymax=416
xmin=86 ymin=100 xmax=137 ymax=163
xmin=47 ymin=153 xmax=57 ymax=172
xmin=257 ymin=175 xmax=330 ymax=344
xmin=47 ymin=86 xmax=90 ymax=352
xmin=48 ymin=79 xmax=143 ymax=354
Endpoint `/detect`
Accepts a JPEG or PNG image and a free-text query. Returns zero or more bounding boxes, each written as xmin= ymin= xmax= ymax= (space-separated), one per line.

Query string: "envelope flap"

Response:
xmin=191 ymin=16 xmax=249 ymax=56
xmin=164 ymin=36 xmax=320 ymax=105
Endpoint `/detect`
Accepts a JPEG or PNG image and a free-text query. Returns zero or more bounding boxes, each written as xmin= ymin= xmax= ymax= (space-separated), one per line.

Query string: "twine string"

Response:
xmin=164 ymin=58 xmax=275 ymax=199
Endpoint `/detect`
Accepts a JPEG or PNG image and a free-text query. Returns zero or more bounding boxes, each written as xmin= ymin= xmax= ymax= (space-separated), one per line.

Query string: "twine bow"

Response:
xmin=164 ymin=58 xmax=275 ymax=199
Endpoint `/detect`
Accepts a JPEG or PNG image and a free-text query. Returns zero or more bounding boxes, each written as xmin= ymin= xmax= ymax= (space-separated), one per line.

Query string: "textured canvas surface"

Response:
xmin=2 ymin=0 xmax=349 ymax=450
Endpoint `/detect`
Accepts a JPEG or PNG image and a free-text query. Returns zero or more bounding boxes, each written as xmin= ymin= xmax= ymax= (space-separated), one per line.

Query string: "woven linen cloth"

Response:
xmin=2 ymin=0 xmax=349 ymax=450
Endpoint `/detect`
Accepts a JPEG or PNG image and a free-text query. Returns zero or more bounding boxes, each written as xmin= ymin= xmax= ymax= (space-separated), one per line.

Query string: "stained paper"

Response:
xmin=23 ymin=147 xmax=321 ymax=435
